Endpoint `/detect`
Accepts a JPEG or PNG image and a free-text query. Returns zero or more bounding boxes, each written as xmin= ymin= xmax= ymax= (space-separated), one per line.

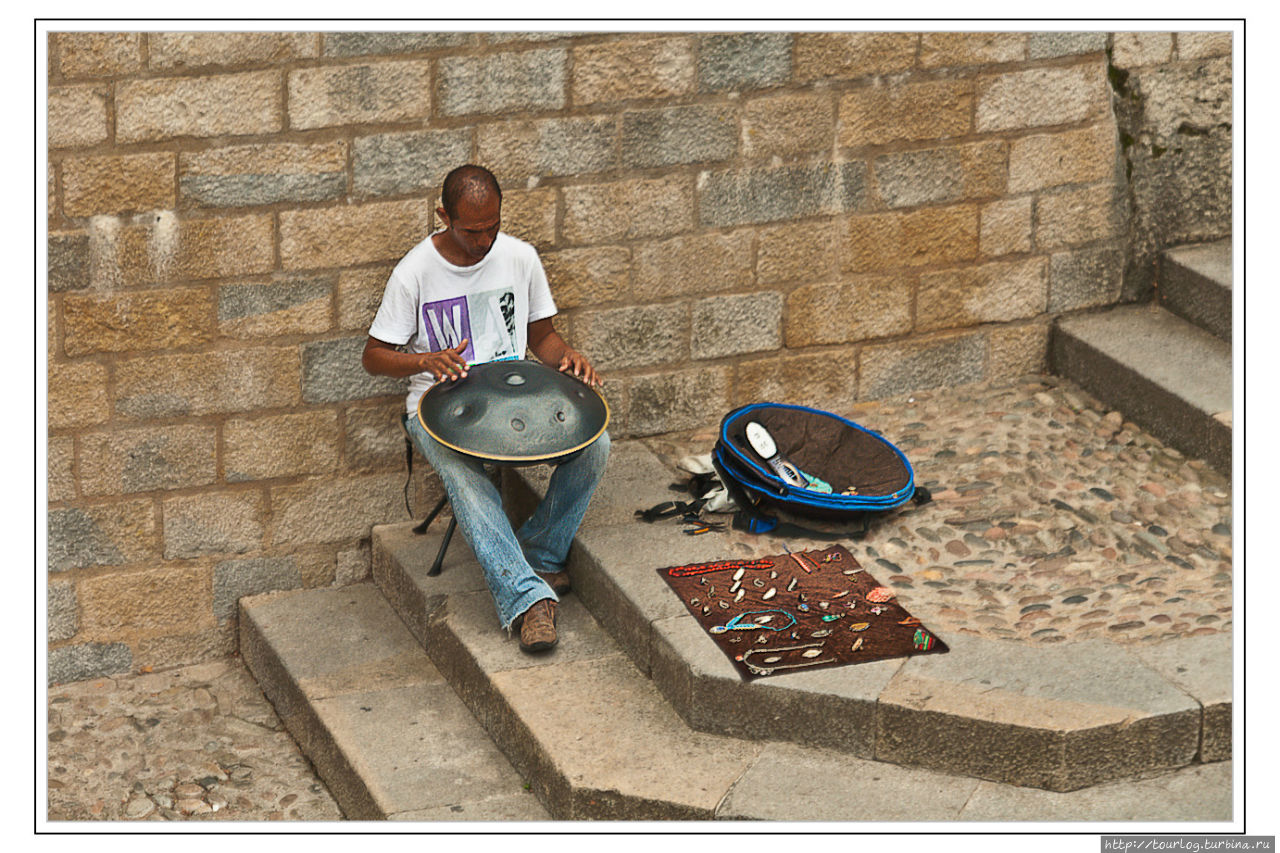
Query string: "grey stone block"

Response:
xmin=218 ymin=274 xmax=333 ymax=324
xmin=49 ymin=232 xmax=90 ymax=292
xmin=48 ymin=642 xmax=131 ymax=685
xmin=323 ymin=32 xmax=474 ymax=56
xmin=1131 ymin=632 xmax=1233 ymax=762
xmin=1159 ymin=239 xmax=1232 ymax=343
xmin=1048 ymin=245 xmax=1124 ymax=312
xmin=47 ymin=507 xmax=124 ymax=572
xmin=180 ymin=173 xmax=345 ymax=207
xmin=438 ymin=49 xmax=567 ymax=116
xmin=697 ymin=32 xmax=792 ymax=92
xmin=621 ymin=103 xmax=737 ymax=168
xmin=214 ymin=557 xmax=302 ymax=622
xmin=371 ymin=523 xmax=492 ymax=647
xmin=574 ymin=303 xmax=689 ymax=371
xmin=48 ymin=580 xmax=77 ymax=642
xmin=1028 ymin=32 xmax=1108 ymax=59
xmin=700 ymin=161 xmax=866 ymax=228
xmin=163 ymin=493 xmax=264 ymax=559
xmin=625 ymin=367 xmax=728 ymax=436
xmin=302 ymin=336 xmax=406 ymax=404
xmin=691 ymin=291 xmax=782 ymax=359
xmin=352 ymin=128 xmax=471 ymax=198
xmin=860 ymin=333 xmax=986 ymax=399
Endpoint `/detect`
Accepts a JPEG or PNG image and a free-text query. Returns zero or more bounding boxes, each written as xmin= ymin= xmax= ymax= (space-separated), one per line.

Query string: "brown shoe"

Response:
xmin=536 ymin=569 xmax=570 ymax=595
xmin=517 ymin=599 xmax=558 ymax=653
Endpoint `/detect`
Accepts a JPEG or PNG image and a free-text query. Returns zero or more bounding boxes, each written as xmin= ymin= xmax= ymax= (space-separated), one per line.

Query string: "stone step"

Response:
xmin=370 ymin=521 xmax=1230 ymax=820
xmin=237 ymin=583 xmax=549 ymax=821
xmin=501 ymin=443 xmax=1230 ymax=792
xmin=1051 ymin=304 xmax=1232 ymax=475
xmin=1159 ymin=239 xmax=1232 ymax=343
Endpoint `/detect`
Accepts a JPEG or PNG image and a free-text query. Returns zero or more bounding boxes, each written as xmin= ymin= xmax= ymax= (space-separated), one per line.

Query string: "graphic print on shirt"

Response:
xmin=422 ymin=287 xmax=518 ymax=364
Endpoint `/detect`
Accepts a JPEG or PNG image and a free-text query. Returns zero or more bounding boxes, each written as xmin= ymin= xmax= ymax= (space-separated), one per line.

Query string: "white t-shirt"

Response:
xmin=369 ymin=231 xmax=558 ymax=414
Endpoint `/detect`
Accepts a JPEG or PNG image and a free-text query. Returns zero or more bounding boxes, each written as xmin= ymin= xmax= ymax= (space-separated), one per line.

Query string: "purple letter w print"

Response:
xmin=422 ymin=296 xmax=476 ymax=361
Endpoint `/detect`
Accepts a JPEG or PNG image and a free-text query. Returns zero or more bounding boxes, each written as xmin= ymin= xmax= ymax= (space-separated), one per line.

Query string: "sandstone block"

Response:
xmin=148 ymin=32 xmax=317 ymax=69
xmin=1009 ymin=123 xmax=1117 ymax=193
xmin=697 ymin=32 xmax=791 ymax=92
xmin=786 ymin=275 xmax=913 ymax=346
xmin=843 ymin=205 xmax=979 ymax=273
xmin=62 ymin=152 xmax=176 ymax=217
xmin=622 ymin=104 xmax=737 ymax=168
xmin=700 ymin=162 xmax=866 ymax=228
xmin=488 ymin=33 xmax=578 ymax=45
xmin=48 ymin=580 xmax=77 ymax=642
xmin=839 ymin=80 xmax=973 ymax=148
xmin=49 ymin=231 xmax=90 ymax=292
xmin=541 ymin=246 xmax=630 ymax=309
xmin=181 ymin=141 xmax=348 ymax=208
xmin=1112 ymin=32 xmax=1174 ymax=67
xmin=1178 ymin=32 xmax=1233 ymax=60
xmin=735 ymin=350 xmax=860 ymax=411
xmin=497 ymin=187 xmax=557 ymax=250
xmin=47 ymin=499 xmax=157 ymax=572
xmin=571 ymin=38 xmax=693 ymax=105
xmin=213 ymin=557 xmax=302 ymax=622
xmin=917 ymin=257 xmax=1048 ymax=332
xmin=980 ymin=197 xmax=1034 ymax=257
xmin=692 ymin=292 xmax=782 ymax=359
xmin=1137 ymin=56 xmax=1231 ymax=139
xmin=919 ymin=32 xmax=1025 ymax=68
xmin=874 ymin=141 xmax=1006 ymax=209
xmin=572 ymin=303 xmax=689 ymax=371
xmin=79 ymin=564 xmax=213 ymax=634
xmin=336 ymin=545 xmax=371 ymax=585
xmin=48 ymin=435 xmax=75 ymax=503
xmin=63 ymin=287 xmax=214 ymax=356
xmin=302 ymin=336 xmax=405 ymax=404
xmin=48 ymin=85 xmax=109 ymax=148
xmin=976 ymin=64 xmax=1108 ymax=132
xmin=48 ymin=359 xmax=109 ymax=430
xmin=323 ymin=32 xmax=474 ymax=56
xmin=337 ymin=265 xmax=395 ymax=331
xmin=1048 ymin=246 xmax=1124 ymax=312
xmin=280 ymin=199 xmax=432 ymax=270
xmin=1028 ymin=32 xmax=1108 ymax=59
xmin=343 ymin=400 xmax=408 ymax=473
xmin=270 ymin=473 xmax=406 ymax=546
xmin=438 ymin=48 xmax=566 ymax=116
xmin=117 ymin=71 xmax=282 ymax=143
xmin=987 ymin=321 xmax=1050 ymax=379
xmin=103 ymin=213 xmax=276 ymax=287
xmin=742 ymin=93 xmax=834 ymax=158
xmin=54 ymin=32 xmax=143 ymax=78
xmin=793 ymin=32 xmax=916 ymax=81
xmin=79 ymin=424 xmax=217 ymax=496
xmin=625 ymin=367 xmax=728 ymax=436
xmin=1036 ymin=184 xmax=1120 ymax=249
xmin=47 ymin=643 xmax=131 ymax=685
xmin=133 ymin=626 xmax=236 ymax=672
xmin=218 ymin=274 xmax=334 ymax=339
xmin=635 ymin=231 xmax=754 ymax=298
xmin=860 ymin=332 xmax=987 ymax=399
xmin=115 ymin=346 xmax=301 ymax=418
xmin=562 ymin=176 xmax=695 ymax=245
xmin=223 ymin=410 xmax=340 ymax=481
xmin=479 ymin=117 xmax=616 ymax=184
xmin=162 ymin=491 xmax=266 ymax=559
xmin=757 ymin=219 xmax=841 ymax=285
xmin=288 ymin=60 xmax=431 ymax=129
xmin=353 ymin=128 xmax=471 ymax=198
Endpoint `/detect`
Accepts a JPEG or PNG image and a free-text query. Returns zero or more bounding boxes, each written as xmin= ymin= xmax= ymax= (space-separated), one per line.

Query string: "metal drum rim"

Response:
xmin=416 ymin=362 xmax=611 ymax=464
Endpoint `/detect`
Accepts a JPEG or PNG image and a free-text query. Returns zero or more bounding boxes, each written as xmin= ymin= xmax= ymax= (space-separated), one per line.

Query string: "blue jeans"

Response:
xmin=404 ymin=414 xmax=611 ymax=629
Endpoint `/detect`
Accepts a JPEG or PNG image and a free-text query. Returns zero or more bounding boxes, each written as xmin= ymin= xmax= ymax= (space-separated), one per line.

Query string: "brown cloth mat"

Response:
xmin=657 ymin=545 xmax=948 ymax=680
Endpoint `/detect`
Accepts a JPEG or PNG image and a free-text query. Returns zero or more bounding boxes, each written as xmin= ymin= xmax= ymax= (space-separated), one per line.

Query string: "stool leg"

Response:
xmin=428 ymin=515 xmax=457 ymax=576
xmin=414 ymin=493 xmax=449 ymax=535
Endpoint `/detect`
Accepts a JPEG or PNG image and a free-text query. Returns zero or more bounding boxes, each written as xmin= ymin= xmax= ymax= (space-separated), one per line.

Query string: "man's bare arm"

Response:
xmin=362 ymin=335 xmax=471 ymax=382
xmin=527 ymin=318 xmax=602 ymax=387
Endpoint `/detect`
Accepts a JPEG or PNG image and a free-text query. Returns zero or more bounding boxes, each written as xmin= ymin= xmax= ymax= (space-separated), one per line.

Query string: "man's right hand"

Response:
xmin=418 ymin=339 xmax=470 ymax=381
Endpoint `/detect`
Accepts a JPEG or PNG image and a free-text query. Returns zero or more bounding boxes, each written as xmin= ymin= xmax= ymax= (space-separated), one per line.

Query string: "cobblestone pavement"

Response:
xmin=46 ymin=657 xmax=343 ymax=822
xmin=643 ymin=374 xmax=1233 ymax=646
xmin=44 ymin=373 xmax=1233 ymax=823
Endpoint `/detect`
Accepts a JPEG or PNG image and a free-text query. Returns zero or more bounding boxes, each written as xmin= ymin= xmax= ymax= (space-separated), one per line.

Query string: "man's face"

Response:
xmin=440 ymin=192 xmax=501 ymax=263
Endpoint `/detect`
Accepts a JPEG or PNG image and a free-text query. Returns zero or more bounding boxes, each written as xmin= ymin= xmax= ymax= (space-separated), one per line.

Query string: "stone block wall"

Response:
xmin=45 ymin=30 xmax=1231 ymax=679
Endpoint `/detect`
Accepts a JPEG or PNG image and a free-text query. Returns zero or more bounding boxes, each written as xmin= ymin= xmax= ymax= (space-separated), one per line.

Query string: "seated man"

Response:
xmin=362 ymin=164 xmax=610 ymax=653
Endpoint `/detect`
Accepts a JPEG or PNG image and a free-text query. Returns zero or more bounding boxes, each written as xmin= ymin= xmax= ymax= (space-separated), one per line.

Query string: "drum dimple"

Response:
xmin=511 ymin=418 xmax=525 ymax=432
xmin=504 ymin=372 xmax=526 ymax=386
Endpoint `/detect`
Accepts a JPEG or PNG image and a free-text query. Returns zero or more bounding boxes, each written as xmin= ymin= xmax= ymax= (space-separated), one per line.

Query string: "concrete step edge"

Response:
xmin=1159 ymin=239 xmax=1232 ymax=343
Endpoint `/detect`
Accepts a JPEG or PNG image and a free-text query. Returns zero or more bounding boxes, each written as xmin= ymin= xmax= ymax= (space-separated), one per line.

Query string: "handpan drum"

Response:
xmin=417 ymin=359 xmax=609 ymax=464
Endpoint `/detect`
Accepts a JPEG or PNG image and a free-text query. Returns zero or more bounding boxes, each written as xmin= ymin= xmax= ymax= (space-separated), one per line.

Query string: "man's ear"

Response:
xmin=435 ymin=206 xmax=449 ymax=229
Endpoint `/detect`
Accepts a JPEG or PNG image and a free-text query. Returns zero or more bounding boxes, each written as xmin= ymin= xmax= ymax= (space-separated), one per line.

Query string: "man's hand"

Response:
xmin=557 ymin=347 xmax=602 ymax=388
xmin=418 ymin=339 xmax=471 ymax=382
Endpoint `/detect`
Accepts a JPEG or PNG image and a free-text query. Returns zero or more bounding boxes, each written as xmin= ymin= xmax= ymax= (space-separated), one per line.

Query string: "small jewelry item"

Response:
xmin=851 ymin=637 xmax=864 ymax=652
xmin=898 ymin=616 xmax=921 ymax=626
xmin=787 ymin=577 xmax=798 ymax=592
xmin=762 ymin=588 xmax=776 ymax=600
xmin=866 ymin=586 xmax=896 ymax=603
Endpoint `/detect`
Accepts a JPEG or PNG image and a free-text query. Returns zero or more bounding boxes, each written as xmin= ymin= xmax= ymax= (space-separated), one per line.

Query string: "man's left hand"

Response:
xmin=557 ymin=349 xmax=602 ymax=388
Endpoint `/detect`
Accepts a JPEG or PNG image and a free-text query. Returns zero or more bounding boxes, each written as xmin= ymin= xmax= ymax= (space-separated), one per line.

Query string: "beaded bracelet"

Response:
xmin=665 ymin=558 xmax=774 ymax=578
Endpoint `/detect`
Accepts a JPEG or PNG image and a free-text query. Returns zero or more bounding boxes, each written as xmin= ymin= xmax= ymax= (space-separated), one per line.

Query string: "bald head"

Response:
xmin=441 ymin=164 xmax=502 ymax=220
